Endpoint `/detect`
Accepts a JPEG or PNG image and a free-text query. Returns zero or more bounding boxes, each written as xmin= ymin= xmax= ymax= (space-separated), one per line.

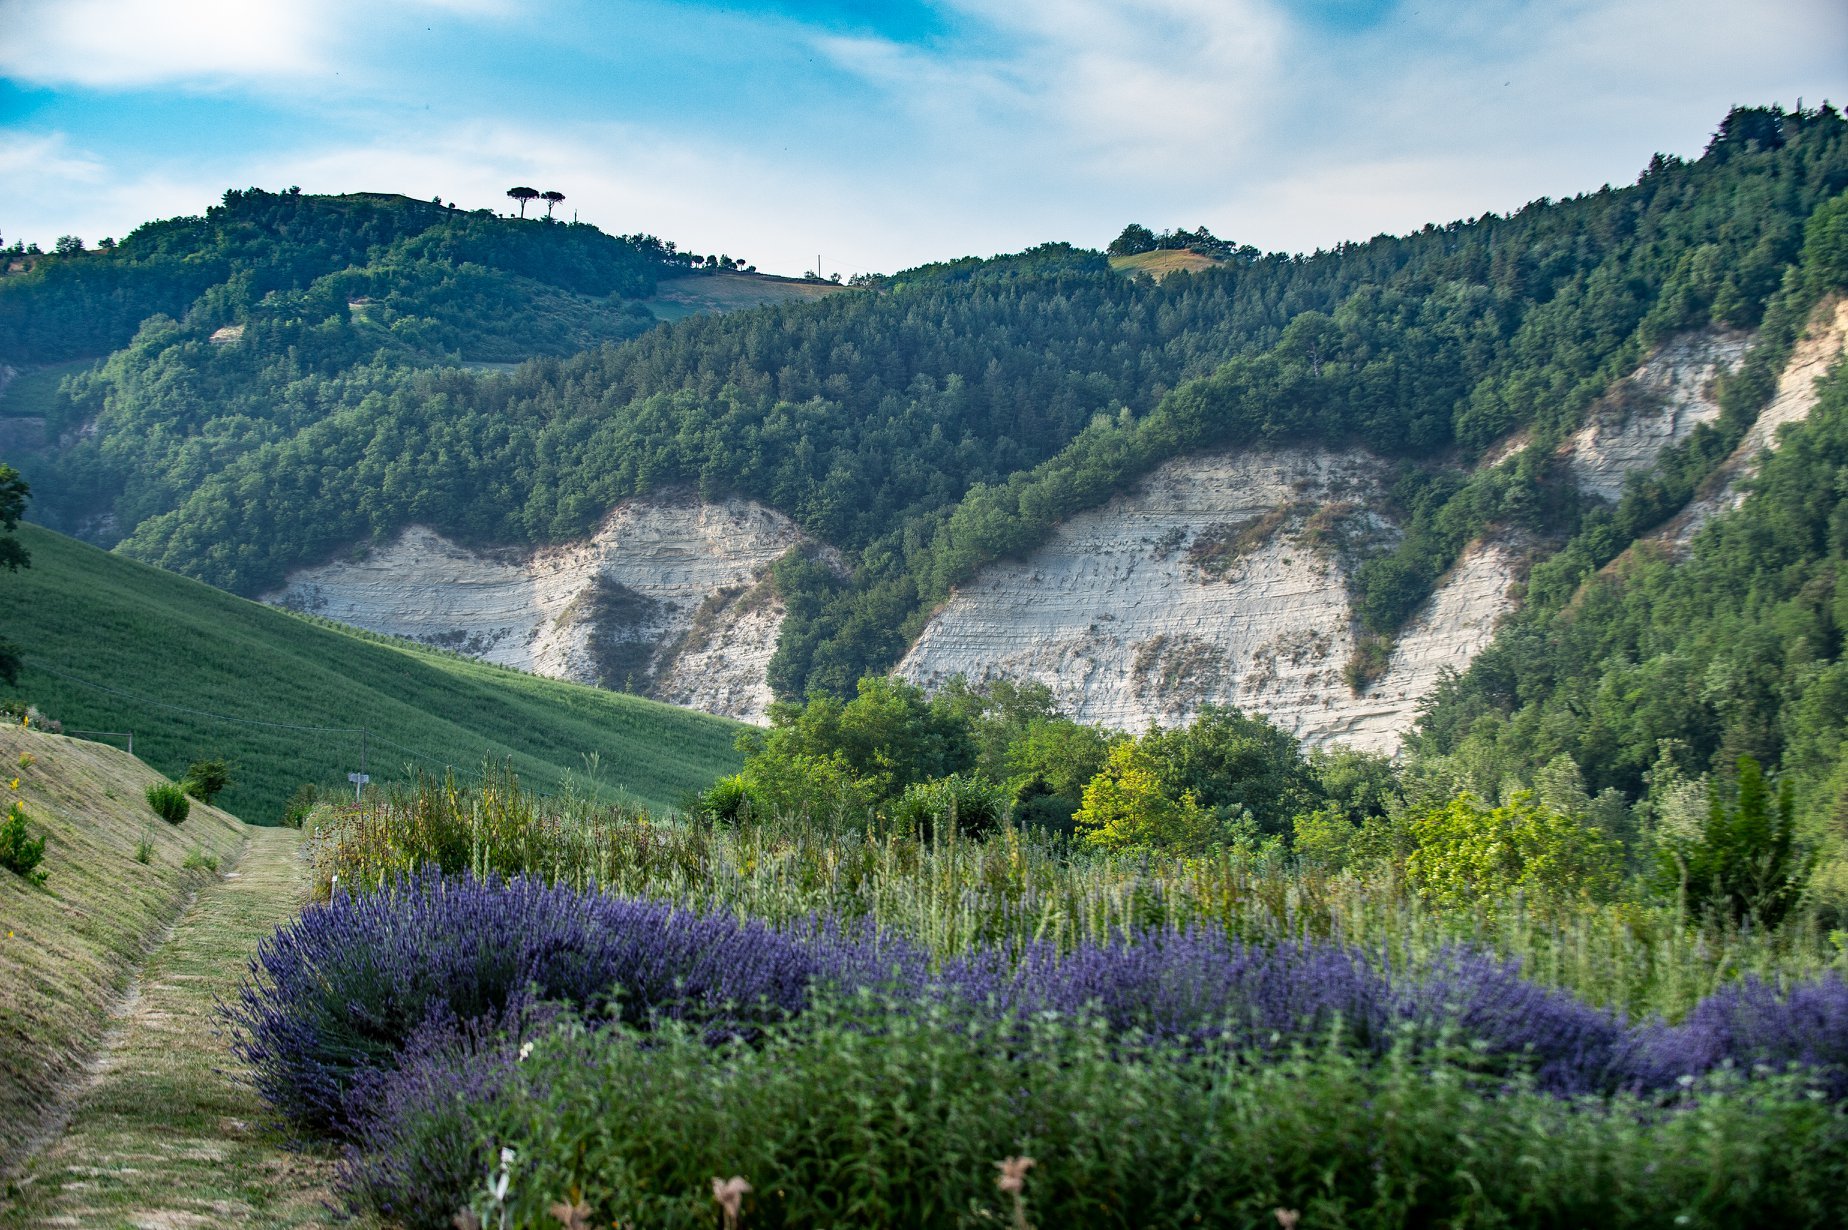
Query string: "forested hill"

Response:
xmin=6 ymin=104 xmax=1848 ymax=703
xmin=0 ymin=187 xmax=697 ymax=365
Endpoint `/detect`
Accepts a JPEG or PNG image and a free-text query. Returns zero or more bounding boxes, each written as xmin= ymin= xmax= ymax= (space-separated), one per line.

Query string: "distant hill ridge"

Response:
xmin=3 ymin=103 xmax=1845 ymax=719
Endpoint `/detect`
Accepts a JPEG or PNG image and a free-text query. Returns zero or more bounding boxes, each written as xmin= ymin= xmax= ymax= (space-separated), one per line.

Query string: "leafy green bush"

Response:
xmin=1074 ymin=741 xmax=1223 ymax=853
xmin=1657 ymin=756 xmax=1812 ymax=927
xmin=182 ymin=757 xmax=231 ymax=804
xmin=696 ymin=773 xmax=760 ymax=824
xmin=1405 ymin=792 xmax=1621 ymax=910
xmin=180 ymin=848 xmax=218 ymax=873
xmin=0 ymin=799 xmax=47 ymax=885
xmin=145 ymin=780 xmax=191 ymax=825
xmin=889 ymin=773 xmax=1011 ymax=838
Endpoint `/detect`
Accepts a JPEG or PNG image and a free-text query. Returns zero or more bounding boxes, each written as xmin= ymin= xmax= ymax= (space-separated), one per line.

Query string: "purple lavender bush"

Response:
xmin=337 ymin=1012 xmax=527 ymax=1229
xmin=231 ymin=873 xmax=1848 ymax=1153
xmin=1624 ymin=971 xmax=1848 ymax=1099
xmin=1399 ymin=948 xmax=1628 ymax=1095
xmin=224 ymin=872 xmax=838 ymax=1136
xmin=938 ymin=930 xmax=1393 ymax=1052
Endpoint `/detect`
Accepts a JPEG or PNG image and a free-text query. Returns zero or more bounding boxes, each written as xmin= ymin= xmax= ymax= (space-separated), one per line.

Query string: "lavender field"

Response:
xmin=216 ymin=776 xmax=1848 ymax=1228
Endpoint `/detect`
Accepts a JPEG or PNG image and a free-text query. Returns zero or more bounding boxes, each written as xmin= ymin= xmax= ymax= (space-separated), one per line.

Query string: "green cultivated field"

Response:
xmin=0 ymin=524 xmax=744 ymax=821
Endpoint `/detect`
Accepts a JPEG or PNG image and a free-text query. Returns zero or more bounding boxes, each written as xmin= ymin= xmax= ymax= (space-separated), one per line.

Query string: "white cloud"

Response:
xmin=0 ymin=132 xmax=107 ymax=184
xmin=819 ymin=0 xmax=1285 ymax=180
xmin=0 ymin=0 xmax=334 ymax=88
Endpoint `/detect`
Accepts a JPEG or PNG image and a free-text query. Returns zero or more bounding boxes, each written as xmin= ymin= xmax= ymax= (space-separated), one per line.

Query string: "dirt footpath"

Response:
xmin=4 ymin=827 xmax=350 ymax=1229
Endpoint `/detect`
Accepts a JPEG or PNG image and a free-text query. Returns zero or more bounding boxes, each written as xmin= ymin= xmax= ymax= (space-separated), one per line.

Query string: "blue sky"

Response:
xmin=1 ymin=0 xmax=1844 ymax=278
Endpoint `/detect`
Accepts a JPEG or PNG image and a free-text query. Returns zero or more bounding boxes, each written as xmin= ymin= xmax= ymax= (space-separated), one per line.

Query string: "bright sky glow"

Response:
xmin=1 ymin=0 xmax=1844 ymax=278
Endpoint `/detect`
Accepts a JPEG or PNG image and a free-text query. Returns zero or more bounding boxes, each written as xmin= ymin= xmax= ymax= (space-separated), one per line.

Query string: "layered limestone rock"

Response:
xmin=897 ymin=448 xmax=1517 ymax=753
xmin=1663 ymin=297 xmax=1848 ymax=545
xmin=1562 ymin=328 xmax=1752 ymax=502
xmin=265 ymin=495 xmax=804 ymax=722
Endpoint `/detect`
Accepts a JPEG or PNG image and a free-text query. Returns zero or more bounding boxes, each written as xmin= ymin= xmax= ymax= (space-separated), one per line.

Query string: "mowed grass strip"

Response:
xmin=1 ymin=524 xmax=744 ymax=821
xmin=0 ymin=726 xmax=246 ymax=1182
xmin=4 ymin=825 xmax=356 ymax=1229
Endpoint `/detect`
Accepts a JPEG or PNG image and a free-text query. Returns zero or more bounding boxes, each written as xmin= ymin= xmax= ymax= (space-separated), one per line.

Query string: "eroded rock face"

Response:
xmin=1663 ymin=297 xmax=1848 ymax=545
xmin=265 ymin=495 xmax=805 ymax=722
xmin=1562 ymin=328 xmax=1752 ymax=502
xmin=897 ymin=448 xmax=1517 ymax=753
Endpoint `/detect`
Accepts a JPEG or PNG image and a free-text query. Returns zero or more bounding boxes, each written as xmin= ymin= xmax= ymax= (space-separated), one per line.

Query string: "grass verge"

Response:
xmin=0 ymin=725 xmax=245 ymax=1180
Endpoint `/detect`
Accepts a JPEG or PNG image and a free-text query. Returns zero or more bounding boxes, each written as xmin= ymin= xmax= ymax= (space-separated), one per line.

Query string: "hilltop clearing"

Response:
xmin=644 ymin=270 xmax=851 ymax=320
xmin=1108 ymin=248 xmax=1226 ymax=279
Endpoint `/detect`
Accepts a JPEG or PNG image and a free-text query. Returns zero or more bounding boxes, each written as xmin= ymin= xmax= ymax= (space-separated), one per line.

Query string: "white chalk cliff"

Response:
xmin=896 ymin=448 xmax=1519 ymax=753
xmin=265 ymin=495 xmax=805 ymax=723
xmin=1561 ymin=328 xmax=1751 ymax=502
xmin=898 ymin=325 xmax=1781 ymax=751
xmin=1661 ymin=297 xmax=1848 ymax=546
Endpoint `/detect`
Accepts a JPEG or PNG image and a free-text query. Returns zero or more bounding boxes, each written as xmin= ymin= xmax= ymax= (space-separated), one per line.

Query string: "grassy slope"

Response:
xmin=0 ymin=724 xmax=248 ymax=1181
xmin=644 ymin=270 xmax=850 ymax=320
xmin=0 ymin=525 xmax=744 ymax=822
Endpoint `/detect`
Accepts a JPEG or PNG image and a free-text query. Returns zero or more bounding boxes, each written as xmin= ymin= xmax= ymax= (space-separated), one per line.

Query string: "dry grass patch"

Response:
xmin=1108 ymin=249 xmax=1226 ymax=280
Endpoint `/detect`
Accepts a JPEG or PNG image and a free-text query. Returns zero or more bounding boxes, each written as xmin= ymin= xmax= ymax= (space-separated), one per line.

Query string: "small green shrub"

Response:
xmin=181 ymin=848 xmax=218 ymax=873
xmin=1657 ymin=755 xmax=1812 ymax=928
xmin=697 ymin=773 xmax=759 ymax=824
xmin=134 ymin=838 xmax=155 ymax=864
xmin=0 ymin=799 xmax=47 ymax=885
xmin=146 ymin=780 xmax=191 ymax=825
xmin=890 ymin=772 xmax=1011 ymax=838
xmin=183 ymin=757 xmax=232 ymax=804
xmin=1405 ymin=791 xmax=1622 ymax=910
xmin=280 ymin=782 xmax=320 ymax=828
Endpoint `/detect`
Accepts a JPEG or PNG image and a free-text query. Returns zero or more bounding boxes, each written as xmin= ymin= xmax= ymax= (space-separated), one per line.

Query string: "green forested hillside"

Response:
xmin=0 ymin=188 xmax=686 ymax=365
xmin=6 ymin=106 xmax=1847 ymax=704
xmin=0 ymin=524 xmax=742 ymax=820
xmin=1413 ymin=331 xmax=1848 ymax=869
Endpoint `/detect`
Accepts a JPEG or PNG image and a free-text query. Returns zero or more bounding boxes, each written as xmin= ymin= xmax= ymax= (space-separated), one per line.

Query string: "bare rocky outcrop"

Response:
xmin=1660 ymin=297 xmax=1848 ymax=546
xmin=265 ymin=494 xmax=806 ymax=722
xmin=1561 ymin=328 xmax=1752 ymax=502
xmin=897 ymin=448 xmax=1517 ymax=753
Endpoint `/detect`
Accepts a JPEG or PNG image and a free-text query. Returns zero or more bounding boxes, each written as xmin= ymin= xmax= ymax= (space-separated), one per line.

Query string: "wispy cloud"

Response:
xmin=0 ymin=132 xmax=107 ymax=184
xmin=818 ymin=0 xmax=1285 ymax=179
